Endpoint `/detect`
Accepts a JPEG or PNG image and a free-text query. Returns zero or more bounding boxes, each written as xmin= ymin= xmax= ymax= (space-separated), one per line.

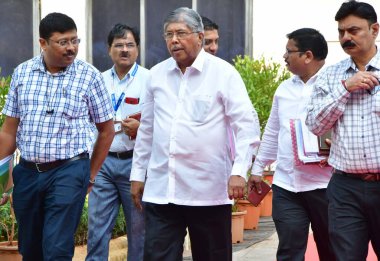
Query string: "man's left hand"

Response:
xmin=122 ymin=118 xmax=140 ymax=137
xmin=228 ymin=175 xmax=246 ymax=199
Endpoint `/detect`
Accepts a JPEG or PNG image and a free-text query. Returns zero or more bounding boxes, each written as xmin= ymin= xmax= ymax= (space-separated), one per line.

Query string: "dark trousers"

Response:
xmin=12 ymin=158 xmax=90 ymax=261
xmin=327 ymin=173 xmax=380 ymax=261
xmin=272 ymin=184 xmax=335 ymax=261
xmin=144 ymin=203 xmax=232 ymax=261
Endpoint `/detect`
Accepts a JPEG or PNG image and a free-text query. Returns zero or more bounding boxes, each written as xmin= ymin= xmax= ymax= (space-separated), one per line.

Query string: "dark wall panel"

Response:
xmin=92 ymin=0 xmax=140 ymax=72
xmin=198 ymin=0 xmax=245 ymax=63
xmin=0 ymin=0 xmax=34 ymax=77
xmin=145 ymin=0 xmax=192 ymax=69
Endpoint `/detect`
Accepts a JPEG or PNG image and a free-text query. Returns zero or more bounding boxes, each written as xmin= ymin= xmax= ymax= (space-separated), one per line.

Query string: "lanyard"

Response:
xmin=111 ymin=64 xmax=139 ymax=112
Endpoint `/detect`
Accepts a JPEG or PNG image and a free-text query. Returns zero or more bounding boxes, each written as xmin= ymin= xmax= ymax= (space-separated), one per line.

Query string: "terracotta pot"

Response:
xmin=0 ymin=241 xmax=22 ymax=261
xmin=231 ymin=210 xmax=246 ymax=244
xmin=237 ymin=200 xmax=261 ymax=230
xmin=260 ymin=190 xmax=273 ymax=217
xmin=263 ymin=171 xmax=274 ymax=185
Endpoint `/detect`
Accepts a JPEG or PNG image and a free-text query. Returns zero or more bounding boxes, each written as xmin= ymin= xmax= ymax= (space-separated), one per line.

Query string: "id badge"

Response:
xmin=114 ymin=121 xmax=122 ymax=134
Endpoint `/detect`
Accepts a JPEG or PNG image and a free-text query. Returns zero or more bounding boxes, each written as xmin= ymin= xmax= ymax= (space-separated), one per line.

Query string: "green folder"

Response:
xmin=0 ymin=155 xmax=13 ymax=195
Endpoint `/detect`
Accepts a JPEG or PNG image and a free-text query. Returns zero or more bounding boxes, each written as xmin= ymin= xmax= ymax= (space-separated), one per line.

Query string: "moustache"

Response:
xmin=64 ymin=51 xmax=76 ymax=56
xmin=121 ymin=52 xmax=129 ymax=57
xmin=341 ymin=41 xmax=356 ymax=48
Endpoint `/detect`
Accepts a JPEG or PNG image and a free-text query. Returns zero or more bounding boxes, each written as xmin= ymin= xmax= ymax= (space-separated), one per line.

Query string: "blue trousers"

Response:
xmin=327 ymin=173 xmax=380 ymax=261
xmin=272 ymin=184 xmax=335 ymax=261
xmin=86 ymin=155 xmax=145 ymax=261
xmin=12 ymin=158 xmax=90 ymax=261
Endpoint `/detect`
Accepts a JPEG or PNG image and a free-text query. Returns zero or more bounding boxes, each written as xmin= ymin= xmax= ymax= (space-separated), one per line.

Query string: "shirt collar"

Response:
xmin=111 ymin=62 xmax=138 ymax=81
xmin=344 ymin=46 xmax=380 ymax=73
xmin=167 ymin=48 xmax=205 ymax=73
xmin=31 ymin=54 xmax=76 ymax=75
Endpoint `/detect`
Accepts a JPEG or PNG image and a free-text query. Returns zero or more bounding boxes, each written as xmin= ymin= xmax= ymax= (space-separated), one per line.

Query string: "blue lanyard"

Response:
xmin=111 ymin=92 xmax=125 ymax=112
xmin=111 ymin=64 xmax=139 ymax=112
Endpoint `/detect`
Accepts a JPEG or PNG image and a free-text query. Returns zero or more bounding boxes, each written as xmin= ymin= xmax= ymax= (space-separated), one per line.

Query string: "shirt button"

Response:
xmin=364 ymin=154 xmax=366 ymax=158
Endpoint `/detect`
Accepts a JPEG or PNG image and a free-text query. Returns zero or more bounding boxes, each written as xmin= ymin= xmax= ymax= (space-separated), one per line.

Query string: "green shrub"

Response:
xmin=233 ymin=55 xmax=291 ymax=133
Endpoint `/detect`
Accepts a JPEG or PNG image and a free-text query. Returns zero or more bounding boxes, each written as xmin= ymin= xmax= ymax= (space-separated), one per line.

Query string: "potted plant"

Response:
xmin=0 ymin=194 xmax=21 ymax=261
xmin=231 ymin=202 xmax=246 ymax=244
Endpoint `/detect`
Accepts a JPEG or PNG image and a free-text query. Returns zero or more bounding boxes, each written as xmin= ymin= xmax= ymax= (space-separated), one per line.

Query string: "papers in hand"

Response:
xmin=290 ymin=119 xmax=329 ymax=164
xmin=0 ymin=155 xmax=14 ymax=195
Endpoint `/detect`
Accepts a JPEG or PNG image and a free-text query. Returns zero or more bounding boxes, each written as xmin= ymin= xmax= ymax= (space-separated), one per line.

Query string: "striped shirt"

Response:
xmin=2 ymin=55 xmax=114 ymax=163
xmin=306 ymin=50 xmax=380 ymax=174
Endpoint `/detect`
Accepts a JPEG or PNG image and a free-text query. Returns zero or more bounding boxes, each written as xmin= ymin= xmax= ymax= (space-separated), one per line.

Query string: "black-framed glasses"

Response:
xmin=49 ymin=38 xmax=81 ymax=48
xmin=285 ymin=49 xmax=304 ymax=55
xmin=163 ymin=31 xmax=198 ymax=40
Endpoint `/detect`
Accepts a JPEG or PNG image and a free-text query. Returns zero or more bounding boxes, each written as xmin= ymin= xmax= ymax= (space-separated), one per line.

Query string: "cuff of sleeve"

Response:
xmin=130 ymin=168 xmax=146 ymax=182
xmin=231 ymin=163 xmax=248 ymax=181
xmin=250 ymin=163 xmax=264 ymax=177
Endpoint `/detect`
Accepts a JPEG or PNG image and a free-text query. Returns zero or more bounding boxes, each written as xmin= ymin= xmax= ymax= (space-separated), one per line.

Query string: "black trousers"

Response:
xmin=327 ymin=173 xmax=380 ymax=261
xmin=143 ymin=203 xmax=232 ymax=261
xmin=272 ymin=184 xmax=335 ymax=261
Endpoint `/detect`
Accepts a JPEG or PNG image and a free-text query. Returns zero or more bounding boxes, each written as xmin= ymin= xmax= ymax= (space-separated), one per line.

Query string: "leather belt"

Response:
xmin=334 ymin=169 xmax=380 ymax=182
xmin=108 ymin=150 xmax=134 ymax=160
xmin=20 ymin=153 xmax=89 ymax=173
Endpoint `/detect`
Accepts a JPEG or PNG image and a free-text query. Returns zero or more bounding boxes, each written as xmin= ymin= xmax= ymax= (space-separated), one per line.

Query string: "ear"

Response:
xmin=39 ymin=38 xmax=48 ymax=51
xmin=371 ymin=22 xmax=379 ymax=38
xmin=304 ymin=50 xmax=314 ymax=64
xmin=198 ymin=32 xmax=204 ymax=45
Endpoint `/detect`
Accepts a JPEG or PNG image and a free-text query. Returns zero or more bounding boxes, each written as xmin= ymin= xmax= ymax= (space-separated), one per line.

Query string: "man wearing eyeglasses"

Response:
xmin=86 ymin=23 xmax=149 ymax=261
xmin=306 ymin=1 xmax=380 ymax=260
xmin=130 ymin=7 xmax=260 ymax=261
xmin=250 ymin=28 xmax=335 ymax=261
xmin=0 ymin=12 xmax=114 ymax=260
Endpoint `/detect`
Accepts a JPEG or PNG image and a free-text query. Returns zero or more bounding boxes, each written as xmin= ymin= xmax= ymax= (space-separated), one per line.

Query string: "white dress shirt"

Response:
xmin=251 ymin=73 xmax=332 ymax=192
xmin=130 ymin=49 xmax=261 ymax=206
xmin=306 ymin=50 xmax=380 ymax=174
xmin=102 ymin=63 xmax=150 ymax=152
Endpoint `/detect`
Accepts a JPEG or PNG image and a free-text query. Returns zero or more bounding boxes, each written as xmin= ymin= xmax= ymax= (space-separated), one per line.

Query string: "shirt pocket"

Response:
xmin=191 ymin=94 xmax=212 ymax=122
xmin=63 ymin=91 xmax=88 ymax=119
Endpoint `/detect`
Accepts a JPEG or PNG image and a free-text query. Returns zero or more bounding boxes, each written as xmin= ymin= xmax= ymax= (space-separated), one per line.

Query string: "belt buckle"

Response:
xmin=35 ymin=163 xmax=43 ymax=173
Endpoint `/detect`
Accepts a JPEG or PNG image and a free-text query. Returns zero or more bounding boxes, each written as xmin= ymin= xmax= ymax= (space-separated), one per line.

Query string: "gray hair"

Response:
xmin=163 ymin=7 xmax=204 ymax=33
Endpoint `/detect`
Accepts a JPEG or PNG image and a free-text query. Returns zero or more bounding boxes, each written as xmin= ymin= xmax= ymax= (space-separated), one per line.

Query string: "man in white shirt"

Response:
xmin=250 ymin=28 xmax=335 ymax=261
xmin=130 ymin=7 xmax=260 ymax=261
xmin=86 ymin=24 xmax=149 ymax=261
xmin=306 ymin=1 xmax=380 ymax=260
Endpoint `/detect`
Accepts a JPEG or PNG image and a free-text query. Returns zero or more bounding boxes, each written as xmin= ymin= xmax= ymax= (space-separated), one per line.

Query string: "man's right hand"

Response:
xmin=248 ymin=175 xmax=263 ymax=194
xmin=131 ymin=181 xmax=145 ymax=211
xmin=0 ymin=193 xmax=9 ymax=206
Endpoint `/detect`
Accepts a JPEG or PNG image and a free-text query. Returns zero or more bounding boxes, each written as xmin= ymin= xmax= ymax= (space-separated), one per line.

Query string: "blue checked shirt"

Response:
xmin=2 ymin=55 xmax=114 ymax=163
xmin=306 ymin=49 xmax=380 ymax=174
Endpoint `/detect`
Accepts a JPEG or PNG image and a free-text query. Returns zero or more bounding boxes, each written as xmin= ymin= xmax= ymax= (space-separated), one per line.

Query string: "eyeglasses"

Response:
xmin=285 ymin=49 xmax=304 ymax=55
xmin=163 ymin=31 xmax=198 ymax=40
xmin=49 ymin=38 xmax=81 ymax=48
xmin=112 ymin=43 xmax=137 ymax=50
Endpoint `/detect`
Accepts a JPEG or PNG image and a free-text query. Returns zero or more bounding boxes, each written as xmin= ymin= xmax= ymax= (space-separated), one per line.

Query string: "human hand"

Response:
xmin=248 ymin=175 xmax=263 ymax=194
xmin=344 ymin=72 xmax=379 ymax=93
xmin=122 ymin=118 xmax=140 ymax=137
xmin=228 ymin=175 xmax=246 ymax=200
xmin=131 ymin=181 xmax=145 ymax=211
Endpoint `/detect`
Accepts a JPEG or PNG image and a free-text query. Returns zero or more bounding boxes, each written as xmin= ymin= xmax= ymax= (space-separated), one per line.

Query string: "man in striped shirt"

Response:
xmin=306 ymin=1 xmax=380 ymax=260
xmin=0 ymin=13 xmax=114 ymax=260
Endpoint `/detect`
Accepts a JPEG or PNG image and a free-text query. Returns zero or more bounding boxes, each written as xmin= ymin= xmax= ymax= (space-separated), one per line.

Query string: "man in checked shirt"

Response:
xmin=306 ymin=1 xmax=380 ymax=260
xmin=0 ymin=13 xmax=114 ymax=260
